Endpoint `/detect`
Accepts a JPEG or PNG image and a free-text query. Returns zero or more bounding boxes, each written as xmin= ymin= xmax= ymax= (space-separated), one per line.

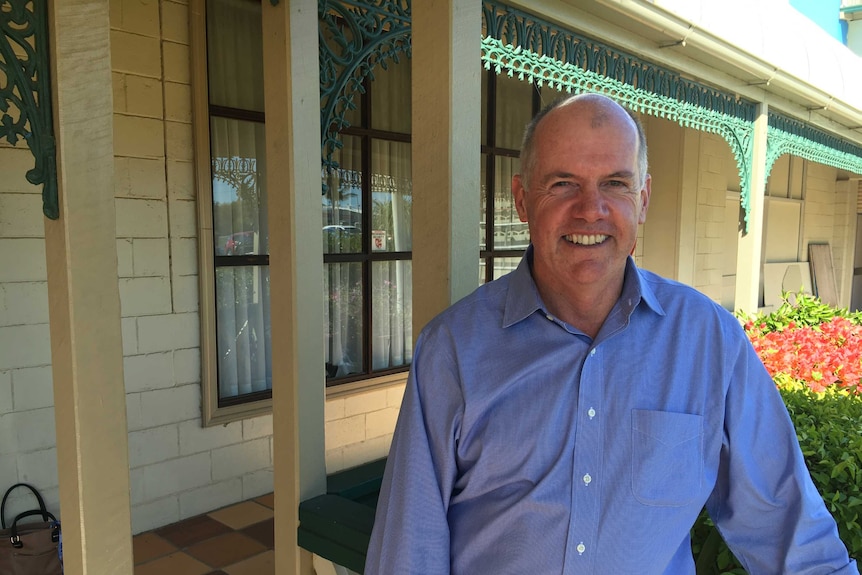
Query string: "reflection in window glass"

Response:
xmin=493 ymin=156 xmax=528 ymax=249
xmin=371 ymin=261 xmax=413 ymax=371
xmin=371 ymin=140 xmax=412 ymax=252
xmin=216 ymin=266 xmax=271 ymax=399
xmin=211 ymin=117 xmax=268 ymax=256
xmin=323 ymin=136 xmax=363 ymax=254
xmin=324 ymin=263 xmax=363 ymax=379
xmin=493 ymin=257 xmax=521 ymax=280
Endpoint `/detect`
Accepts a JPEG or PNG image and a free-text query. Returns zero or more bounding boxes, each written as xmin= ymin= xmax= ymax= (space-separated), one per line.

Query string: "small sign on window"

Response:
xmin=372 ymin=230 xmax=387 ymax=251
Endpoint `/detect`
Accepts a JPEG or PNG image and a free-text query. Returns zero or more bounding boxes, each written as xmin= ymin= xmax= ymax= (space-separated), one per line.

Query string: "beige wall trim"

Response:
xmin=411 ymin=0 xmax=482 ymax=338
xmin=46 ymin=1 xmax=133 ymax=574
xmin=735 ymin=103 xmax=769 ymax=312
xmin=261 ymin=1 xmax=326 ymax=573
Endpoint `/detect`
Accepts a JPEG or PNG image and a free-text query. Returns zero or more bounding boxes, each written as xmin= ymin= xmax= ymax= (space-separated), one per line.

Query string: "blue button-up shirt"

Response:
xmin=366 ymin=253 xmax=857 ymax=574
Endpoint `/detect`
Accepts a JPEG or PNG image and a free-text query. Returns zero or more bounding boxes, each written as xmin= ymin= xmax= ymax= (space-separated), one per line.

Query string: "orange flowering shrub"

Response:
xmin=743 ymin=316 xmax=862 ymax=395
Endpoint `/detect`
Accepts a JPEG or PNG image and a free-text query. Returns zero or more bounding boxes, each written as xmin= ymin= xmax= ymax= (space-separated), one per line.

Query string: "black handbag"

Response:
xmin=0 ymin=483 xmax=62 ymax=575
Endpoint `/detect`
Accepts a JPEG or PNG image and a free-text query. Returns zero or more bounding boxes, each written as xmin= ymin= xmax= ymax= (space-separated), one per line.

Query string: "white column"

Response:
xmin=45 ymin=1 xmax=133 ymax=573
xmin=412 ymin=0 xmax=482 ymax=337
xmin=261 ymin=1 xmax=326 ymax=573
xmin=735 ymin=103 xmax=769 ymax=312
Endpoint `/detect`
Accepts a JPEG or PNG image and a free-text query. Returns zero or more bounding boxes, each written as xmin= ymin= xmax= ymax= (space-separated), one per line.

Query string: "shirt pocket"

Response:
xmin=631 ymin=409 xmax=703 ymax=507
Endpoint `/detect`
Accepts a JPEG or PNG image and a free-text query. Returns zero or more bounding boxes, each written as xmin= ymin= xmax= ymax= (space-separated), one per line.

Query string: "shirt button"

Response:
xmin=589 ymin=348 xmax=596 ymax=357
xmin=577 ymin=542 xmax=586 ymax=555
xmin=588 ymin=407 xmax=596 ymax=419
xmin=545 ymin=314 xmax=554 ymax=321
xmin=583 ymin=473 xmax=592 ymax=485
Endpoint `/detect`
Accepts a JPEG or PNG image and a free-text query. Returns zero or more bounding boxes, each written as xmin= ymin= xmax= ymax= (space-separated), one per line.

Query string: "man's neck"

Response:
xmin=536 ymin=275 xmax=625 ymax=339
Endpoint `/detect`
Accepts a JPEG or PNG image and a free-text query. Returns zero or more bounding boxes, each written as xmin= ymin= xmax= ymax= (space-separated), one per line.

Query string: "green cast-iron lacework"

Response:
xmin=1 ymin=0 xmax=57 ymax=219
xmin=766 ymin=112 xmax=862 ymax=178
xmin=481 ymin=1 xmax=761 ymax=228
xmin=319 ymin=0 xmax=410 ymax=179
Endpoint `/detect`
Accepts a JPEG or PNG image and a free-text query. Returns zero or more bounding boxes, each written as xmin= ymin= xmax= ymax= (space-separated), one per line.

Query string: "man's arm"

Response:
xmin=365 ymin=330 xmax=463 ymax=574
xmin=707 ymin=334 xmax=858 ymax=574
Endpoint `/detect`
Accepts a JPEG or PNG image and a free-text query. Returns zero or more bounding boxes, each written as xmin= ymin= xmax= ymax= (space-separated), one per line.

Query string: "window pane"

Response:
xmin=495 ymin=73 xmax=534 ymax=149
xmin=211 ymin=117 xmax=268 ymax=255
xmin=372 ymin=260 xmax=413 ymax=371
xmin=492 ymin=257 xmax=521 ymax=280
xmin=371 ymin=57 xmax=411 ymax=133
xmin=325 ymin=262 xmax=364 ymax=379
xmin=494 ymin=156 xmax=528 ymax=249
xmin=323 ymin=135 xmax=363 ymax=254
xmin=216 ymin=266 xmax=271 ymax=400
xmin=207 ymin=0 xmax=264 ymax=112
xmin=371 ymin=140 xmax=412 ymax=252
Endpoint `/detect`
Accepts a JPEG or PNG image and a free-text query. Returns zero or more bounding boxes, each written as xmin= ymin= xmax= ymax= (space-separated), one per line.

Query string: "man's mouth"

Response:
xmin=564 ymin=234 xmax=609 ymax=246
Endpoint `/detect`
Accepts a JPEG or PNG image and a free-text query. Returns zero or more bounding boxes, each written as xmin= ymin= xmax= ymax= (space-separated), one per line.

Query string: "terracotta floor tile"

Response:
xmin=240 ymin=518 xmax=274 ymax=549
xmin=208 ymin=500 xmax=273 ymax=530
xmin=224 ymin=550 xmax=274 ymax=575
xmin=132 ymin=532 xmax=177 ymax=565
xmin=185 ymin=531 xmax=267 ymax=568
xmin=254 ymin=492 xmax=274 ymax=509
xmin=133 ymin=551 xmax=211 ymax=575
xmin=155 ymin=514 xmax=232 ymax=548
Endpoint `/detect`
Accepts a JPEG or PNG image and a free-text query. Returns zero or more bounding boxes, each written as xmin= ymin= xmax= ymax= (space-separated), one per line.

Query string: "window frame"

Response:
xmin=191 ymin=0 xmax=272 ymax=425
xmin=324 ymin=72 xmax=413 ymax=387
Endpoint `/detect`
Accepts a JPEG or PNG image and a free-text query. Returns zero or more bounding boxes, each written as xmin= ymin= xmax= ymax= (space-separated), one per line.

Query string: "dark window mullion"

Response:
xmin=361 ymin=78 xmax=373 ymax=377
xmin=209 ymin=104 xmax=265 ymax=123
xmin=485 ymin=69 xmax=498 ymax=283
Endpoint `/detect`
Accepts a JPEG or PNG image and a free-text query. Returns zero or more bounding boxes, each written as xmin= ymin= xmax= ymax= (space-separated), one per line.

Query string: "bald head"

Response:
xmin=519 ymin=93 xmax=648 ymax=191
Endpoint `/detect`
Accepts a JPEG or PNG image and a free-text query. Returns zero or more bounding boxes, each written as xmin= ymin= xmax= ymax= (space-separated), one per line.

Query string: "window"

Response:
xmin=193 ymin=0 xmax=415 ymax=422
xmin=323 ymin=58 xmax=413 ymax=385
xmin=194 ymin=0 xmax=271 ymax=424
xmin=479 ymin=70 xmax=560 ymax=283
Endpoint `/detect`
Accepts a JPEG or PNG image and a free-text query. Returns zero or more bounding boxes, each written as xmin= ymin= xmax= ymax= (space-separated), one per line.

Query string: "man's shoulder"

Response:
xmin=636 ymin=267 xmax=739 ymax=325
xmin=419 ymin=275 xmax=512 ymax=344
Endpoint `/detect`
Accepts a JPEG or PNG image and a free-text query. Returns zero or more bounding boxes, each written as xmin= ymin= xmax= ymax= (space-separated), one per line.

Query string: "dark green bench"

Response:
xmin=297 ymin=458 xmax=386 ymax=573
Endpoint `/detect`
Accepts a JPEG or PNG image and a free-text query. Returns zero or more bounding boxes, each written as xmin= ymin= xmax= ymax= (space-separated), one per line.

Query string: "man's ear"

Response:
xmin=638 ymin=174 xmax=652 ymax=224
xmin=513 ymin=174 xmax=528 ymax=222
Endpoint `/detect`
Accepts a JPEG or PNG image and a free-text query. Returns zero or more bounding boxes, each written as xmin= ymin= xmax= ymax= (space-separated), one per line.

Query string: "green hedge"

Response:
xmin=692 ymin=388 xmax=862 ymax=572
xmin=692 ymin=293 xmax=862 ymax=572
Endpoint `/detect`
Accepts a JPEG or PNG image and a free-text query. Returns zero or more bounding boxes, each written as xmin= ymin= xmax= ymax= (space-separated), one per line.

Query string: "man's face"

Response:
xmin=513 ymin=101 xmax=651 ymax=295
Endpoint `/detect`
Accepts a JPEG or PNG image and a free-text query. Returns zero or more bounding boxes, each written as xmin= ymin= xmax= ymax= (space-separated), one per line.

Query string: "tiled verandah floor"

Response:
xmin=132 ymin=493 xmax=276 ymax=575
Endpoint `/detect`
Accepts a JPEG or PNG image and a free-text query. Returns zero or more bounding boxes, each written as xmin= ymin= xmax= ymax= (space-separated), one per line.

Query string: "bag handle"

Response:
xmin=9 ymin=509 xmax=60 ymax=548
xmin=1 ymin=483 xmax=51 ymax=529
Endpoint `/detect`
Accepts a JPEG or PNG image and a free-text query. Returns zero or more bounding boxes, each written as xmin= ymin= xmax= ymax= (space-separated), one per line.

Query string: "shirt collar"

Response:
xmin=502 ymin=246 xmax=665 ymax=329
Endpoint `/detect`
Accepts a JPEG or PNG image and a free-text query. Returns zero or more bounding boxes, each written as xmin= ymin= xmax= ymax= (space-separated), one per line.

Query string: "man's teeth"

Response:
xmin=566 ymin=234 xmax=608 ymax=246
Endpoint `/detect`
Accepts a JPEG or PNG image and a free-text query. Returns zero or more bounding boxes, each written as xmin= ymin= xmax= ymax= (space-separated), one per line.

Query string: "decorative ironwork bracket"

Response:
xmin=1 ymin=0 xmax=58 ymax=219
xmin=318 ymin=0 xmax=411 ymax=180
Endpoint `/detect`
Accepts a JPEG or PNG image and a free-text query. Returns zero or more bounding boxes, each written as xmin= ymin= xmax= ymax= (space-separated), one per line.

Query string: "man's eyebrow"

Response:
xmin=606 ymin=170 xmax=636 ymax=180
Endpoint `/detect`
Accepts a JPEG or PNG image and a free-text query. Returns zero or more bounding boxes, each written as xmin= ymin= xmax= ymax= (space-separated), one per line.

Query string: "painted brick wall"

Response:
xmin=0 ymin=142 xmax=58 ymax=517
xmin=693 ymin=132 xmax=733 ymax=303
xmin=0 ymin=0 xmax=408 ymax=534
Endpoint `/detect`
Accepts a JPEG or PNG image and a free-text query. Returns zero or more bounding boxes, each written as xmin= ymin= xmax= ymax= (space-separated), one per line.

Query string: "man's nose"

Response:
xmin=569 ymin=185 xmax=608 ymax=221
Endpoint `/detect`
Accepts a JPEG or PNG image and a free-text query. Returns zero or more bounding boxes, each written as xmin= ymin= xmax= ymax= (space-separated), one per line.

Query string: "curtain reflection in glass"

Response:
xmin=216 ymin=266 xmax=271 ymax=398
xmin=371 ymin=140 xmax=412 ymax=252
xmin=324 ymin=262 xmax=363 ymax=378
xmin=323 ymin=136 xmax=363 ymax=254
xmin=494 ymin=156 xmax=528 ymax=249
xmin=372 ymin=261 xmax=412 ymax=370
xmin=211 ymin=118 xmax=268 ymax=256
